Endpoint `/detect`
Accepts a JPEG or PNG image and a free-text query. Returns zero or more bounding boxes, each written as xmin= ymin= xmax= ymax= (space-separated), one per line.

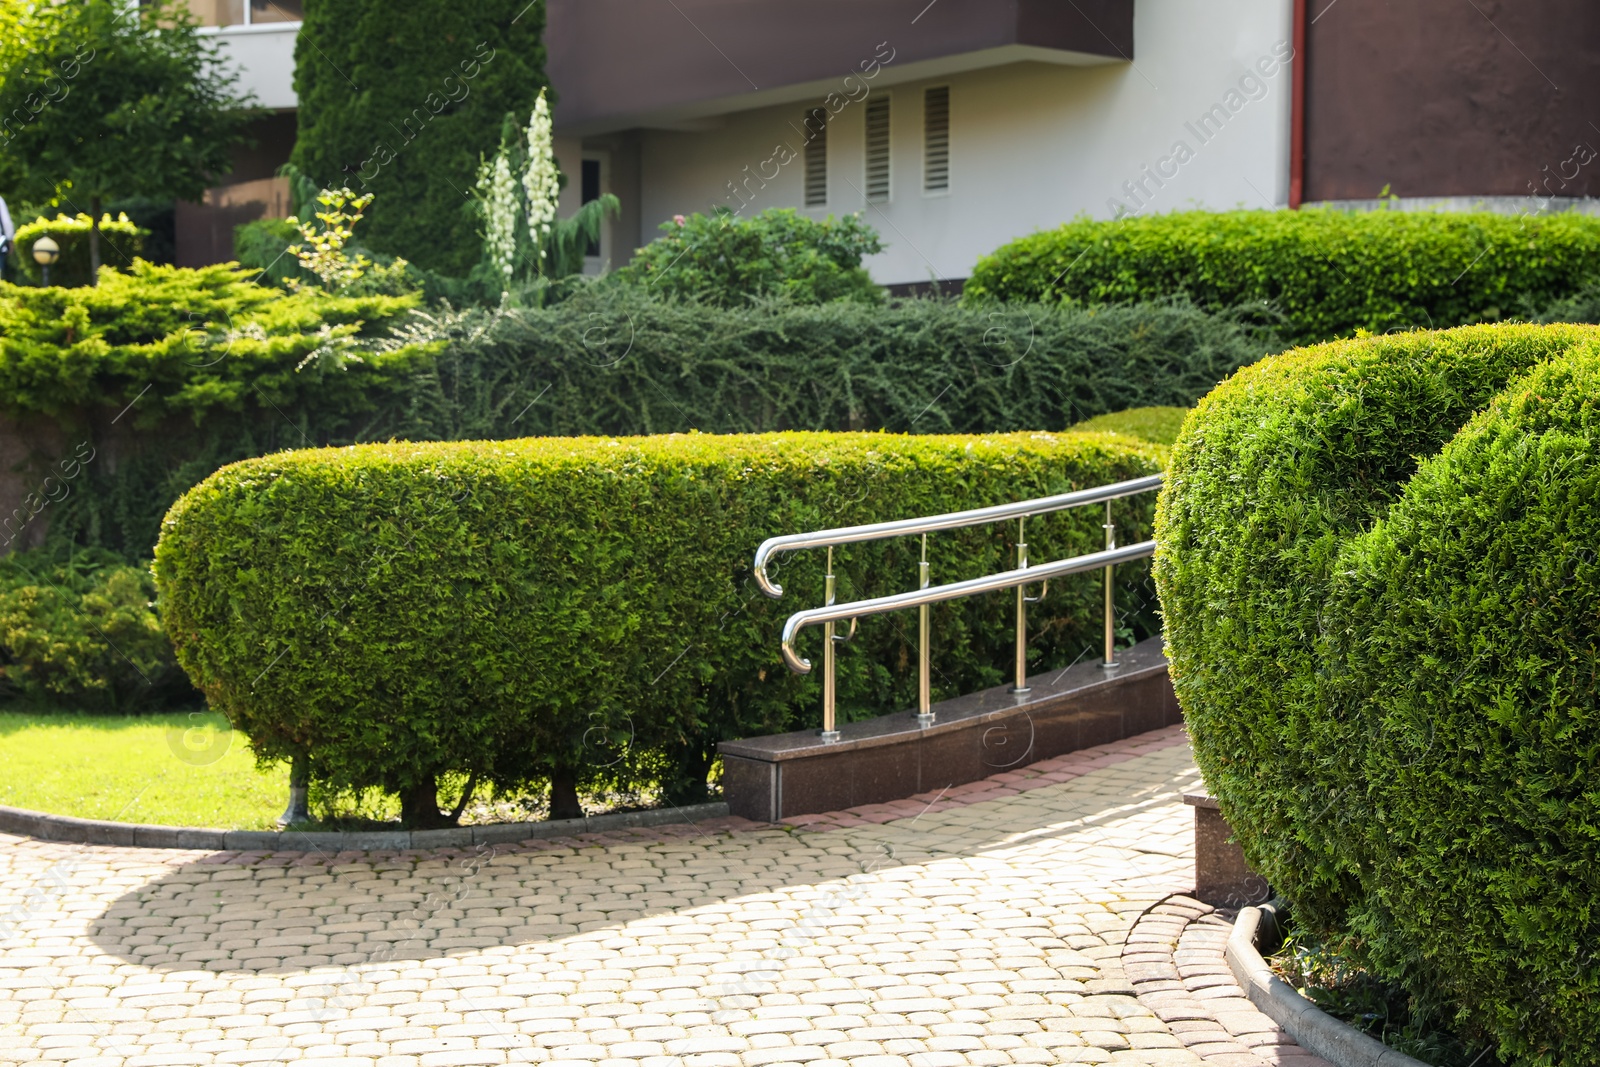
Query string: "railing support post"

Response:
xmin=917 ymin=533 xmax=933 ymax=726
xmin=821 ymin=546 xmax=840 ymax=742
xmin=1102 ymin=500 xmax=1117 ymax=668
xmin=1011 ymin=517 xmax=1031 ymax=694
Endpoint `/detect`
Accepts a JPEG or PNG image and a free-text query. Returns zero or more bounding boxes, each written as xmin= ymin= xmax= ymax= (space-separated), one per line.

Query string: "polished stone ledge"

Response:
xmin=1185 ymin=790 xmax=1269 ymax=908
xmin=720 ymin=636 xmax=1180 ymax=822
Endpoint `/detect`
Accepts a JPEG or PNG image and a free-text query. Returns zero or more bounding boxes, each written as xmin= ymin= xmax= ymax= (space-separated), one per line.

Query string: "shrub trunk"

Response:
xmin=549 ymin=767 xmax=583 ymax=821
xmin=399 ymin=777 xmax=454 ymax=830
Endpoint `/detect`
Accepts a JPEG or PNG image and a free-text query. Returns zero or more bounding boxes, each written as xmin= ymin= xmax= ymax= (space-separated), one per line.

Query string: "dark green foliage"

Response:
xmin=1274 ymin=932 xmax=1500 ymax=1067
xmin=1529 ymin=282 xmax=1600 ymax=326
xmin=609 ymin=209 xmax=885 ymax=306
xmin=0 ymin=1 xmax=253 ymax=270
xmin=967 ymin=211 xmax=1600 ymax=345
xmin=1154 ymin=323 xmax=1600 ymax=1064
xmin=5 ymin=286 xmax=1270 ymax=561
xmin=543 ymin=195 xmax=621 ymax=282
xmin=156 ymin=431 xmax=1164 ymax=826
xmin=386 ymin=290 xmax=1276 ymax=440
xmin=232 ymin=218 xmax=320 ymax=290
xmin=108 ymin=197 xmax=175 ymax=267
xmin=291 ymin=0 xmax=549 ymax=275
xmin=0 ymin=548 xmax=191 ymax=711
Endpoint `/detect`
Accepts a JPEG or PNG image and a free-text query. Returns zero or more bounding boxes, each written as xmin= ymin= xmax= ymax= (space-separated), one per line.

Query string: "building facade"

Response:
xmin=185 ymin=0 xmax=1598 ymax=285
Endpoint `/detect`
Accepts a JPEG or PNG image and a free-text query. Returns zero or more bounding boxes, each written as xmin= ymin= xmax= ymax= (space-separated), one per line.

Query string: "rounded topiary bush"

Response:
xmin=157 ymin=430 xmax=1164 ymax=828
xmin=1154 ymin=322 xmax=1600 ymax=1064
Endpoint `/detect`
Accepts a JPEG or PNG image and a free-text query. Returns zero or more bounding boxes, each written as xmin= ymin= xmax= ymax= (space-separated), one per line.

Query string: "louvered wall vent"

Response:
xmin=802 ymin=108 xmax=828 ymax=207
xmin=924 ymin=86 xmax=950 ymax=194
xmin=865 ymin=95 xmax=892 ymax=203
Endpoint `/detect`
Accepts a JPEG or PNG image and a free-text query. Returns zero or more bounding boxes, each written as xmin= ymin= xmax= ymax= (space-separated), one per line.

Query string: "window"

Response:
xmin=581 ymin=158 xmax=603 ymax=258
xmin=923 ymin=86 xmax=950 ymax=194
xmin=802 ymin=108 xmax=828 ymax=207
xmin=250 ymin=1 xmax=303 ymax=24
xmin=864 ymin=95 xmax=892 ymax=204
xmin=179 ymin=0 xmax=302 ymax=28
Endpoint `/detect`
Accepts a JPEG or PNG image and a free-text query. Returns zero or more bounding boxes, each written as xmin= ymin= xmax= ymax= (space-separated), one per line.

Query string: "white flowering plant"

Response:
xmin=476 ymin=152 xmax=520 ymax=281
xmin=473 ymin=89 xmax=619 ymax=293
xmin=522 ymin=88 xmax=560 ymax=269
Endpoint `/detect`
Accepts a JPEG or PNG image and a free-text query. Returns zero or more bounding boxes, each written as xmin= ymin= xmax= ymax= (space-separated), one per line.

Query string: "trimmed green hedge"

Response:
xmin=1154 ymin=322 xmax=1600 ymax=1064
xmin=4 ymin=285 xmax=1271 ymax=560
xmin=0 ymin=548 xmax=191 ymax=711
xmin=156 ymin=431 xmax=1164 ymax=826
xmin=1068 ymin=406 xmax=1190 ymax=447
xmin=967 ymin=210 xmax=1600 ymax=345
xmin=388 ymin=289 xmax=1277 ymax=440
xmin=13 ymin=214 xmax=147 ymax=288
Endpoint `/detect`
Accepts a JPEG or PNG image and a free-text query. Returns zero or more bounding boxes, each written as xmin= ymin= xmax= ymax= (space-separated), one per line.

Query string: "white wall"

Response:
xmin=208 ymin=25 xmax=300 ymax=111
xmin=633 ymin=0 xmax=1294 ymax=284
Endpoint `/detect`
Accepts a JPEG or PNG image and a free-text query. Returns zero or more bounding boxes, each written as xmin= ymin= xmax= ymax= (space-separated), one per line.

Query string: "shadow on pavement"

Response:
xmin=84 ymin=734 xmax=1200 ymax=975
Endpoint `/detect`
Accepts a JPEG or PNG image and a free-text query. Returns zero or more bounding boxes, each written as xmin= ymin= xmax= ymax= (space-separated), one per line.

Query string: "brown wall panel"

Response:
xmin=1305 ymin=0 xmax=1600 ymax=201
xmin=175 ymin=177 xmax=292 ymax=268
xmin=176 ymin=111 xmax=298 ymax=268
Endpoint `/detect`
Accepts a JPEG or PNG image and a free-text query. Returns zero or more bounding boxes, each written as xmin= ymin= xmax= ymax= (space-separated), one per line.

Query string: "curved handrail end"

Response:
xmin=752 ymin=539 xmax=785 ymax=598
xmin=781 ymin=615 xmax=813 ymax=674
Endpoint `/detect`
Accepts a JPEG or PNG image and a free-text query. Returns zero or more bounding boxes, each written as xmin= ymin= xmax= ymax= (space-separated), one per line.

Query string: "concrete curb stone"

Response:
xmin=1226 ymin=905 xmax=1431 ymax=1067
xmin=0 ymin=799 xmax=732 ymax=852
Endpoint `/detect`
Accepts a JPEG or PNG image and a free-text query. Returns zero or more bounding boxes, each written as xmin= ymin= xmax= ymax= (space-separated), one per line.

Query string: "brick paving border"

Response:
xmin=1123 ymin=895 xmax=1333 ymax=1067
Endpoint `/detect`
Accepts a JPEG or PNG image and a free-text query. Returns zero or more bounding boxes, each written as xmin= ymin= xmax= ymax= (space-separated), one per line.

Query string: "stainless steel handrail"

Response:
xmin=752 ymin=474 xmax=1164 ymax=597
xmin=781 ymin=540 xmax=1157 ymax=672
xmin=754 ymin=472 xmax=1167 ymax=741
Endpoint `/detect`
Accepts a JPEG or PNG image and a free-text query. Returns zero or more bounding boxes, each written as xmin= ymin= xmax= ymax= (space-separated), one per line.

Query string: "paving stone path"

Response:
xmin=0 ymin=725 xmax=1326 ymax=1067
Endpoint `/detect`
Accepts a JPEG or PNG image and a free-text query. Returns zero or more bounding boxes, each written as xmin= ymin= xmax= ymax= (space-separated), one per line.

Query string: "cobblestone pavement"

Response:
xmin=0 ymin=725 xmax=1312 ymax=1067
xmin=1122 ymin=900 xmax=1328 ymax=1067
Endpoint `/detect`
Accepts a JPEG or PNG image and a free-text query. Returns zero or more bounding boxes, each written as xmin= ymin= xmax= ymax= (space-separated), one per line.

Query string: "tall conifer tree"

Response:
xmin=291 ymin=1 xmax=550 ymax=275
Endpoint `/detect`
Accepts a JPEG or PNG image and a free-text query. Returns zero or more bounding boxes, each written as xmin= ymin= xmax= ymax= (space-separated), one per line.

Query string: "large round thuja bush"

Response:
xmin=1154 ymin=323 xmax=1600 ymax=1064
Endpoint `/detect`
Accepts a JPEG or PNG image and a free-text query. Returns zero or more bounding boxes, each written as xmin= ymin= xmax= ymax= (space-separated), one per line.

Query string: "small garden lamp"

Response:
xmin=32 ymin=235 xmax=60 ymax=286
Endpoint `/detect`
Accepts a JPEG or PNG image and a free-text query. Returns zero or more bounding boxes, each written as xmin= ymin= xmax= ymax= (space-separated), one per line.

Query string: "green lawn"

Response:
xmin=0 ymin=711 xmax=288 ymax=829
xmin=0 ymin=711 xmax=646 ymax=830
xmin=1070 ymin=405 xmax=1191 ymax=447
